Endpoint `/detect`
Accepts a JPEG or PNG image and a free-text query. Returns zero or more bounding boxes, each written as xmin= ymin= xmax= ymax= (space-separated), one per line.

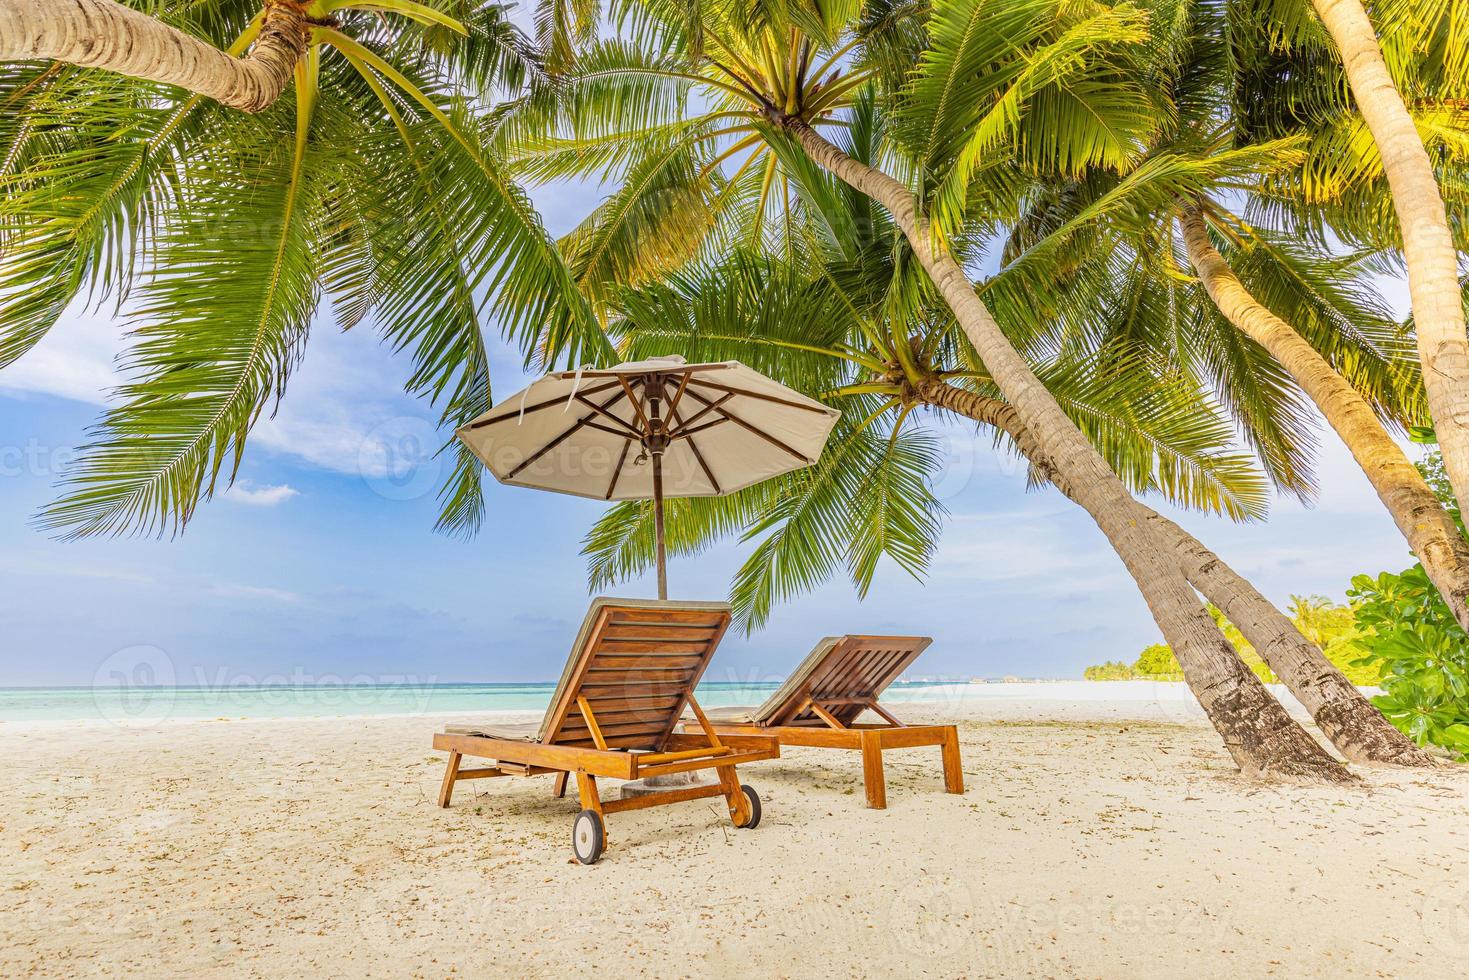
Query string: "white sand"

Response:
xmin=2 ymin=687 xmax=1467 ymax=978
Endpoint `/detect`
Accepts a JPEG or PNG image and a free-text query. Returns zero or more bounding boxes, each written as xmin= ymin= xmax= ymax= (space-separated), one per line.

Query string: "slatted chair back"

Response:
xmin=757 ymin=635 xmax=933 ymax=727
xmin=537 ymin=598 xmax=732 ymax=752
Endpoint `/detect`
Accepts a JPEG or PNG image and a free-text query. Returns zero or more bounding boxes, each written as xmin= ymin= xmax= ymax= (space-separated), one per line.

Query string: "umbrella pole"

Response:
xmin=652 ymin=449 xmax=668 ymax=600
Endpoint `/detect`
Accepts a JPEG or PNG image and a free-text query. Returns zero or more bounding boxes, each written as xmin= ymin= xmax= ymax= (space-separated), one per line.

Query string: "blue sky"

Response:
xmin=0 ymin=178 xmax=1425 ymax=687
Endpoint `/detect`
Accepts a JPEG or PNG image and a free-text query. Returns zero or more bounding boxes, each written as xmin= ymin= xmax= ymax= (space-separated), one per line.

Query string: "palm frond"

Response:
xmin=38 ymin=88 xmax=326 ymax=538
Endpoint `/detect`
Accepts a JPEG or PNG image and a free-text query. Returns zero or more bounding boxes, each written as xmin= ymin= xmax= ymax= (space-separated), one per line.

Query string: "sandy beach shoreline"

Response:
xmin=3 ymin=690 xmax=1466 ymax=978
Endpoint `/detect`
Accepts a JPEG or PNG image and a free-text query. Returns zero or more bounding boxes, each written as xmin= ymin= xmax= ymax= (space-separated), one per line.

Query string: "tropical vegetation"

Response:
xmin=1350 ymin=567 xmax=1469 ymax=758
xmin=1347 ymin=451 xmax=1469 ymax=757
xmin=1087 ymin=451 xmax=1469 ymax=758
xmin=2 ymin=0 xmax=1467 ymax=776
xmin=1086 ymin=597 xmax=1379 ymax=686
xmin=531 ymin=0 xmax=1449 ymax=772
xmin=1 ymin=0 xmax=604 ymax=539
xmin=518 ymin=0 xmax=1283 ymax=777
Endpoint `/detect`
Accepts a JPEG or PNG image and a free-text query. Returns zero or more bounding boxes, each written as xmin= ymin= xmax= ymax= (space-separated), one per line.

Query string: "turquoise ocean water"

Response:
xmin=0 ymin=680 xmax=973 ymax=723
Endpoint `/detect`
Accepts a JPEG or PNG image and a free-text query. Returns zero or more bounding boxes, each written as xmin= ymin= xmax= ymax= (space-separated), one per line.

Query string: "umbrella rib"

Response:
xmin=619 ymin=376 xmax=652 ymax=433
xmin=679 ymin=386 xmax=810 ymax=463
xmin=582 ymin=420 xmax=635 ymax=439
xmin=504 ymin=417 xmax=592 ymax=480
xmin=658 ymin=377 xmax=721 ymax=495
xmin=573 ymin=392 xmax=644 ymax=438
xmin=685 ymin=378 xmax=833 ymax=414
xmin=674 ymin=417 xmax=729 ymax=440
xmin=668 ymin=392 xmax=734 ymax=435
xmin=685 ymin=435 xmax=722 ymax=494
xmin=505 ymin=388 xmax=628 ymax=480
xmin=666 ymin=371 xmax=692 ymax=421
xmin=605 ymin=438 xmax=632 ymax=500
xmin=461 ymin=379 xmax=621 ymax=430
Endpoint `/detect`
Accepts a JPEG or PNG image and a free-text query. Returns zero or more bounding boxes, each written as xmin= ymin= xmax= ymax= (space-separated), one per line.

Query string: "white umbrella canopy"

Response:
xmin=457 ymin=355 xmax=841 ymax=598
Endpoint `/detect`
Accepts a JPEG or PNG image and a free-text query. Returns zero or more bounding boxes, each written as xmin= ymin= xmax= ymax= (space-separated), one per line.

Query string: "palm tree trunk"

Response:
xmin=1179 ymin=205 xmax=1469 ymax=634
xmin=917 ymin=379 xmax=1433 ymax=768
xmin=0 ymin=0 xmax=309 ymax=113
xmin=1310 ymin=0 xmax=1469 ymax=510
xmin=775 ymin=114 xmax=1349 ymax=781
xmin=1145 ymin=511 xmax=1435 ymax=766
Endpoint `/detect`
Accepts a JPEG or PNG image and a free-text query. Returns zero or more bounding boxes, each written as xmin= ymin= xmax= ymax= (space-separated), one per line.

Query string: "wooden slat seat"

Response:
xmin=431 ymin=597 xmax=779 ymax=863
xmin=692 ymin=635 xmax=964 ymax=810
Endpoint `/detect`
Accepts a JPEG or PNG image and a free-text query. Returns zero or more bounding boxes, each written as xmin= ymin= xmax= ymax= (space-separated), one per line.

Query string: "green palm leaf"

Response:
xmin=38 ymin=84 xmax=326 ymax=538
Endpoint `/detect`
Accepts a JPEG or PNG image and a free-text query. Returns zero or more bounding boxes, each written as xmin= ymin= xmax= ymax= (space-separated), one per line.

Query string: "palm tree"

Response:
xmin=1304 ymin=0 xmax=1469 ymax=510
xmin=1178 ymin=206 xmax=1469 ymax=629
xmin=510 ymin=0 xmax=1350 ymax=779
xmin=0 ymin=0 xmax=604 ymax=537
xmin=581 ymin=183 xmax=1427 ymax=766
xmin=2 ymin=0 xmax=310 ymax=112
xmin=985 ymin=0 xmax=1469 ymax=633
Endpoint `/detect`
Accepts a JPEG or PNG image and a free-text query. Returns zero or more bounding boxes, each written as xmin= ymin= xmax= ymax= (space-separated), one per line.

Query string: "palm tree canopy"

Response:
xmin=580 ymin=207 xmax=1270 ymax=628
xmin=514 ymin=0 xmax=1444 ymax=495
xmin=0 ymin=0 xmax=606 ymax=538
xmin=503 ymin=0 xmax=1454 ymax=625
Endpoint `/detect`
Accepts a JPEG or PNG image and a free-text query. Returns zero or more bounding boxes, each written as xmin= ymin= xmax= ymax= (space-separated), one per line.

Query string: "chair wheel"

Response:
xmin=735 ymin=784 xmax=761 ymax=829
xmin=572 ymin=809 xmax=605 ymax=864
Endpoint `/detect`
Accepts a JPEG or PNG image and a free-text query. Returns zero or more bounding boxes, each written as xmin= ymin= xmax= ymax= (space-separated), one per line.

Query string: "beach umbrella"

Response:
xmin=457 ymin=355 xmax=841 ymax=598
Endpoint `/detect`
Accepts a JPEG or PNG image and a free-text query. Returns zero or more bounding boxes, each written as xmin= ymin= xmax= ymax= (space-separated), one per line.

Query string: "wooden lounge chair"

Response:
xmin=433 ymin=597 xmax=779 ymax=863
xmin=693 ymin=635 xmax=963 ymax=809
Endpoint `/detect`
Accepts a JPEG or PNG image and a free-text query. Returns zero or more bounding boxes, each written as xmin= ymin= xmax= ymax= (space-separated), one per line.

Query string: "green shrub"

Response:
xmin=1289 ymin=595 xmax=1380 ymax=686
xmin=1084 ymin=599 xmax=1377 ymax=686
xmin=1132 ymin=643 xmax=1182 ymax=680
xmin=1083 ymin=660 xmax=1136 ymax=681
xmin=1349 ymin=566 xmax=1469 ymax=758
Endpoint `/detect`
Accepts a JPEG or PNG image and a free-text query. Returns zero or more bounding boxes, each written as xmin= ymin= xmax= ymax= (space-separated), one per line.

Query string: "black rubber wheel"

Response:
xmin=572 ymin=809 xmax=605 ymax=864
xmin=736 ymin=784 xmax=762 ymax=829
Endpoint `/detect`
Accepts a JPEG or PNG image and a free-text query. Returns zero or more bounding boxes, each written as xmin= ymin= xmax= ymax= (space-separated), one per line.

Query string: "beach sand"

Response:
xmin=2 ymin=690 xmax=1467 ymax=978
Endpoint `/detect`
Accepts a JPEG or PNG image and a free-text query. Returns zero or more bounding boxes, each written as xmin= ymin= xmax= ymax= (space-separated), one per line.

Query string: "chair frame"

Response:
xmin=433 ymin=601 xmax=779 ymax=857
xmin=705 ymin=636 xmax=964 ymax=809
xmin=434 ymin=699 xmax=778 ymax=825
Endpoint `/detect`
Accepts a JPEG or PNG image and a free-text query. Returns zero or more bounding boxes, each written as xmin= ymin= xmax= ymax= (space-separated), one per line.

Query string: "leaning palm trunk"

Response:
xmin=918 ymin=380 xmax=1433 ymax=768
xmin=1310 ymin=0 xmax=1469 ymax=510
xmin=1179 ymin=205 xmax=1469 ymax=635
xmin=1146 ymin=511 xmax=1435 ymax=766
xmin=776 ymin=115 xmax=1348 ymax=781
xmin=0 ymin=0 xmax=309 ymax=113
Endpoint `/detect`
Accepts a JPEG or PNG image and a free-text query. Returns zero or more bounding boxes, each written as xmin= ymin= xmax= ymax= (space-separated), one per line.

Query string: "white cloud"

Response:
xmin=0 ymin=552 xmax=155 ymax=585
xmin=928 ymin=505 xmax=1128 ymax=594
xmin=224 ymin=482 xmax=300 ymax=506
xmin=252 ymin=408 xmax=389 ymax=476
xmin=0 ymin=306 xmax=125 ymax=405
xmin=208 ymin=582 xmax=303 ymax=604
xmin=246 ymin=321 xmax=434 ymax=476
xmin=0 ymin=274 xmax=553 ymax=496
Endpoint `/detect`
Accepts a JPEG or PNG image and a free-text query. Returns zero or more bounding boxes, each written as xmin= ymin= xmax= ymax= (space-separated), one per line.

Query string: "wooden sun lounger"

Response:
xmin=433 ymin=598 xmax=778 ymax=863
xmin=694 ymin=635 xmax=963 ymax=809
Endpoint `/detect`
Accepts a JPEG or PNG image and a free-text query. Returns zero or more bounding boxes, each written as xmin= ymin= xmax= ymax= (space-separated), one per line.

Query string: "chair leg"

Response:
xmin=941 ymin=727 xmax=964 ymax=795
xmin=438 ymin=750 xmax=462 ymax=808
xmin=553 ymin=771 xmax=569 ymax=798
xmin=715 ymin=765 xmax=751 ymax=826
xmin=859 ymin=731 xmax=886 ymax=809
xmin=575 ymin=772 xmax=603 ymax=814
